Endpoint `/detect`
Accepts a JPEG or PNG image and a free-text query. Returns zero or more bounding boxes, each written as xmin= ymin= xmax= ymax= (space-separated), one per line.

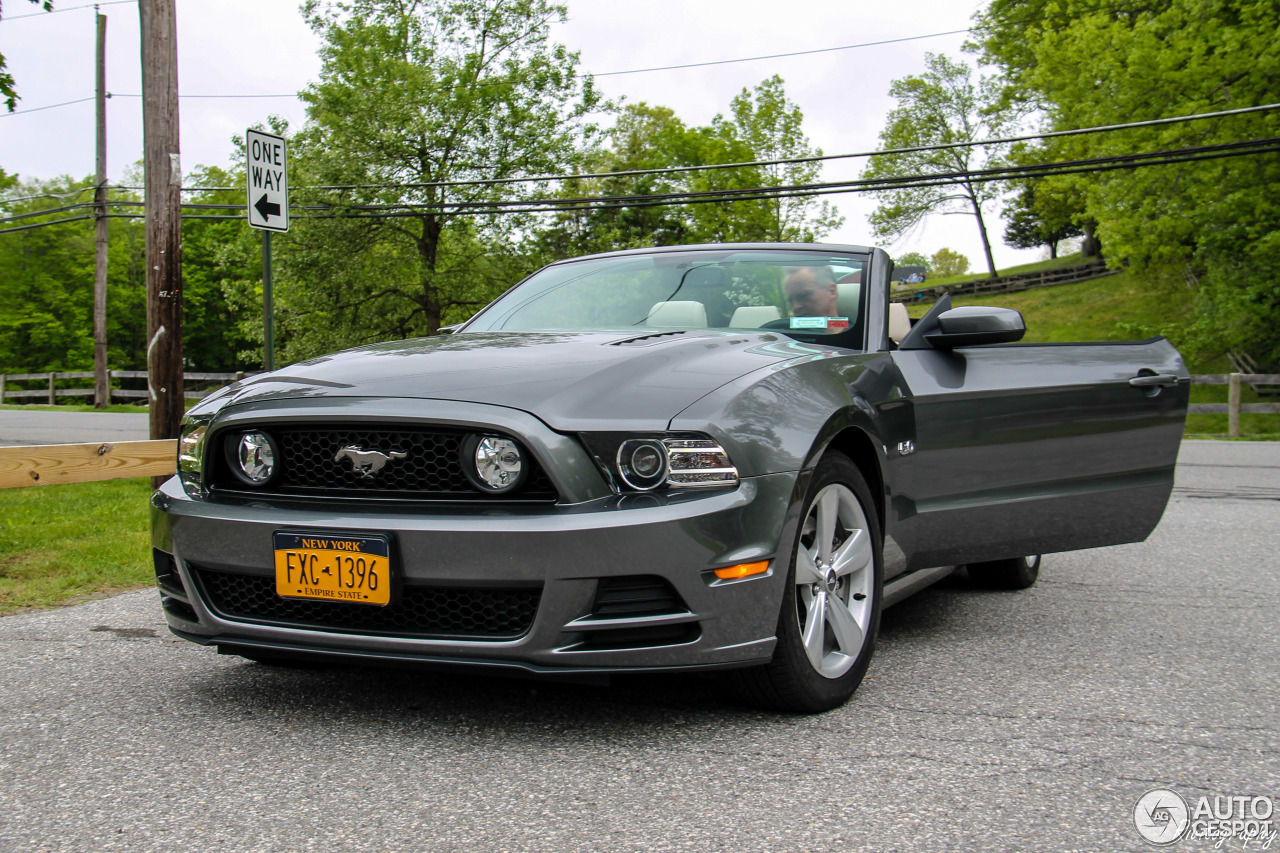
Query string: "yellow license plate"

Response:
xmin=273 ymin=532 xmax=391 ymax=606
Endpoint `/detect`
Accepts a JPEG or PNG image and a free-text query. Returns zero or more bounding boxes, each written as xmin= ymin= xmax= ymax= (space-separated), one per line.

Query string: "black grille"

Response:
xmin=209 ymin=425 xmax=557 ymax=502
xmin=193 ymin=567 xmax=541 ymax=640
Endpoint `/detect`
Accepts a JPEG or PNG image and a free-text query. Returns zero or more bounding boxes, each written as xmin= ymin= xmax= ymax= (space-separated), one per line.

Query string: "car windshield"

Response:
xmin=464 ymin=249 xmax=869 ymax=346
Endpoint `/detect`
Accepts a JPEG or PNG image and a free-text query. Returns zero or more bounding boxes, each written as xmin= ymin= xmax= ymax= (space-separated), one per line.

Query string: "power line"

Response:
xmin=5 ymin=136 xmax=1276 ymax=230
xmin=0 ymin=2 xmax=1148 ymax=116
xmin=3 ymin=95 xmax=95 ymax=116
xmin=109 ymin=92 xmax=298 ymax=99
xmin=124 ymin=101 xmax=1280 ymax=195
xmin=587 ymin=29 xmax=970 ymax=77
xmin=0 ymin=0 xmax=133 ymax=23
xmin=582 ymin=2 xmax=1138 ymax=78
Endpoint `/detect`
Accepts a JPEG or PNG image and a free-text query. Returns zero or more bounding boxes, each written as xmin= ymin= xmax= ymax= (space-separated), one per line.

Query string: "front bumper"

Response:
xmin=151 ymin=469 xmax=801 ymax=674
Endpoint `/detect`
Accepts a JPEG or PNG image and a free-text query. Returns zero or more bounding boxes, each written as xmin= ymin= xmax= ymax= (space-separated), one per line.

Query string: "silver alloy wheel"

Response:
xmin=794 ymin=483 xmax=875 ymax=678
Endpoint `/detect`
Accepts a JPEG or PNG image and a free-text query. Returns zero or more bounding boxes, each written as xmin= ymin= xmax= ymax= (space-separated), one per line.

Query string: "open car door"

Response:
xmin=889 ymin=295 xmax=1190 ymax=571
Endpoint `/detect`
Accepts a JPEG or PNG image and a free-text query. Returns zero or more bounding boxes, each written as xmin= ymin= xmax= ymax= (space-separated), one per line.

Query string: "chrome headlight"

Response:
xmin=663 ymin=439 xmax=738 ymax=487
xmin=462 ymin=434 xmax=528 ymax=494
xmin=177 ymin=414 xmax=213 ymax=498
xmin=587 ymin=433 xmax=739 ymax=493
xmin=227 ymin=431 xmax=279 ymax=486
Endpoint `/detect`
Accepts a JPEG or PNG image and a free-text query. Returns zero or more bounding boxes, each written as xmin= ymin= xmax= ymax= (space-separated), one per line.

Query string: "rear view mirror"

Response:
xmin=925 ymin=306 xmax=1025 ymax=348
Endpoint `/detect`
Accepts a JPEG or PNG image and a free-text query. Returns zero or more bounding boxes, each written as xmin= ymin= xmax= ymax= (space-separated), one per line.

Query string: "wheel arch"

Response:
xmin=801 ymin=407 xmax=889 ymax=536
xmin=825 ymin=427 xmax=886 ymax=532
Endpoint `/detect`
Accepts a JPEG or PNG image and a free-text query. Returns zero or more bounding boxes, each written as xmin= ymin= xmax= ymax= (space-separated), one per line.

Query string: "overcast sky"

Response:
xmin=0 ymin=0 xmax=1042 ymax=269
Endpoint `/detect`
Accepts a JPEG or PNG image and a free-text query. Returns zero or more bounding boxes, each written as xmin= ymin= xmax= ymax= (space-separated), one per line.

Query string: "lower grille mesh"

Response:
xmin=194 ymin=567 xmax=540 ymax=640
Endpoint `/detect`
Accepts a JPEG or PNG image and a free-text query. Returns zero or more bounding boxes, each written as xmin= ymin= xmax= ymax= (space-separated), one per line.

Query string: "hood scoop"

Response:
xmin=608 ymin=330 xmax=690 ymax=347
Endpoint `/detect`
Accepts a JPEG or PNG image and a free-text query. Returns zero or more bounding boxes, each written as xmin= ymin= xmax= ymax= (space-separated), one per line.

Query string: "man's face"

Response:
xmin=785 ymin=269 xmax=838 ymax=317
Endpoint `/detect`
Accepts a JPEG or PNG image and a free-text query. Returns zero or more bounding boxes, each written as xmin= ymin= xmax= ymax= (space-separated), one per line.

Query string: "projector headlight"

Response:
xmin=617 ymin=439 xmax=669 ymax=491
xmin=585 ymin=433 xmax=739 ymax=493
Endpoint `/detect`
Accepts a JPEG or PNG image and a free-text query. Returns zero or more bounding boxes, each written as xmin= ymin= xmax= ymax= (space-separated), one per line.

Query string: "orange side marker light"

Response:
xmin=713 ymin=560 xmax=770 ymax=580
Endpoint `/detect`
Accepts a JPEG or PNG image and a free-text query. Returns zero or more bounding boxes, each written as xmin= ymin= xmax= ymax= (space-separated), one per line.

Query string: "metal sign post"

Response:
xmin=245 ymin=128 xmax=289 ymax=371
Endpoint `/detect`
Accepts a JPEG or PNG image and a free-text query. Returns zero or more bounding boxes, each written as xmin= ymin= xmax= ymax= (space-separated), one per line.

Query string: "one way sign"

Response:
xmin=246 ymin=129 xmax=289 ymax=232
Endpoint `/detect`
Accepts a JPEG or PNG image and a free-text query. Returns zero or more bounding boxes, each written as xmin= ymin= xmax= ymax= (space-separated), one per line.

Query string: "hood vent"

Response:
xmin=608 ymin=330 xmax=689 ymax=347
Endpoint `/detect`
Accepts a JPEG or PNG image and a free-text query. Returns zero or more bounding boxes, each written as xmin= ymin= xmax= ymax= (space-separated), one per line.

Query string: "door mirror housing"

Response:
xmin=925 ymin=306 xmax=1025 ymax=348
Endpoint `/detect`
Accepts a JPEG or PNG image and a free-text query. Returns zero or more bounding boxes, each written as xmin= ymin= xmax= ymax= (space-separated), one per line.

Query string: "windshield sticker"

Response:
xmin=790 ymin=317 xmax=849 ymax=330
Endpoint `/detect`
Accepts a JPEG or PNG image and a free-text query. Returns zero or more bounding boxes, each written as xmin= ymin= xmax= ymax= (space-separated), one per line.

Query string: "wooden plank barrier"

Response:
xmin=0 ymin=440 xmax=176 ymax=489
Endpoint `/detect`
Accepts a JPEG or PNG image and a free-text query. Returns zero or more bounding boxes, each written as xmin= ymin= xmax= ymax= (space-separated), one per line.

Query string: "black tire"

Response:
xmin=734 ymin=453 xmax=883 ymax=713
xmin=967 ymin=554 xmax=1041 ymax=590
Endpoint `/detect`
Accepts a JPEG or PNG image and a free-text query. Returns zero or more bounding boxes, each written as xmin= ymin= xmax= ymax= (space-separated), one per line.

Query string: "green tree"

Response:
xmin=0 ymin=169 xmax=256 ymax=373
xmin=535 ymin=78 xmax=841 ymax=259
xmin=894 ymin=251 xmax=930 ymax=271
xmin=532 ymin=79 xmax=841 ymax=263
xmin=862 ymin=53 xmax=1018 ymax=278
xmin=697 ymin=75 xmax=843 ymax=243
xmin=268 ymin=0 xmax=601 ymax=359
xmin=1 ymin=0 xmax=51 ymax=111
xmin=1001 ymin=183 xmax=1083 ymax=259
xmin=931 ymin=247 xmax=970 ymax=277
xmin=181 ymin=165 xmax=259 ymax=371
xmin=0 ymin=176 xmax=150 ymax=372
xmin=531 ymin=103 xmax=698 ymax=259
xmin=973 ymin=0 xmax=1280 ymax=363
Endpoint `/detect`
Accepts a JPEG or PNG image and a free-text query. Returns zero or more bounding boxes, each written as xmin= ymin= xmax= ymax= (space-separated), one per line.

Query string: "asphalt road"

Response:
xmin=0 ymin=410 xmax=149 ymax=447
xmin=0 ymin=428 xmax=1277 ymax=852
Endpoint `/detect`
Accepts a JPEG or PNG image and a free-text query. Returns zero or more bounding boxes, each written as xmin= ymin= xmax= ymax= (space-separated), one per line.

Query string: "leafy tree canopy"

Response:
xmin=1002 ymin=181 xmax=1083 ymax=259
xmin=534 ymin=77 xmax=842 ymax=260
xmin=862 ymin=53 xmax=1019 ymax=278
xmin=267 ymin=0 xmax=602 ymax=360
xmin=973 ymin=0 xmax=1280 ymax=363
xmin=894 ymin=251 xmax=930 ymax=270
xmin=931 ymin=247 xmax=970 ymax=277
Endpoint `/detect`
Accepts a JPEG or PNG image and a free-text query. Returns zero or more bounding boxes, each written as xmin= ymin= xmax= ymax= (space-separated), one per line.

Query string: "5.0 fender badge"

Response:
xmin=896 ymin=440 xmax=916 ymax=456
xmin=334 ymin=445 xmax=408 ymax=478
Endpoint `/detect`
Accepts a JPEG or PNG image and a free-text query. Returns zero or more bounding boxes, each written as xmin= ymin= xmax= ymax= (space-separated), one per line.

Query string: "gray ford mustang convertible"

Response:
xmin=151 ymin=243 xmax=1189 ymax=712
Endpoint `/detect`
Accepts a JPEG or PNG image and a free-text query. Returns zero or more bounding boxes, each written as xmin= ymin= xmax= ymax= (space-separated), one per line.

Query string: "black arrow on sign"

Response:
xmin=254 ymin=193 xmax=281 ymax=221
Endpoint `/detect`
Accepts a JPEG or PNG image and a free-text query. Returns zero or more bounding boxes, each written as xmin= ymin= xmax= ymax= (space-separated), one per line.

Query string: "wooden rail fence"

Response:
xmin=0 ymin=370 xmax=243 ymax=405
xmin=1188 ymin=373 xmax=1280 ymax=437
xmin=891 ymin=259 xmax=1118 ymax=304
xmin=0 ymin=373 xmax=1274 ymax=489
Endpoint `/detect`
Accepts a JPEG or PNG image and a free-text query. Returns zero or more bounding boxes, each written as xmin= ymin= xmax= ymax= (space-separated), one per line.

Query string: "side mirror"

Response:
xmin=925 ymin=306 xmax=1025 ymax=348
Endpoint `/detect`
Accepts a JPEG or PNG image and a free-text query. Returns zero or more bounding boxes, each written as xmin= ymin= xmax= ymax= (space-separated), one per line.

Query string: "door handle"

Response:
xmin=1128 ymin=373 xmax=1179 ymax=387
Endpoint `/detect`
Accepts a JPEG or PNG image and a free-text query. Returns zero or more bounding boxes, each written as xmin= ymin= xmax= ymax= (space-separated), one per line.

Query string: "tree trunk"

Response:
xmin=1082 ymin=221 xmax=1102 ymax=259
xmin=1048 ymin=240 xmax=1058 ymax=260
xmin=970 ymin=192 xmax=999 ymax=278
xmin=417 ymin=213 xmax=444 ymax=333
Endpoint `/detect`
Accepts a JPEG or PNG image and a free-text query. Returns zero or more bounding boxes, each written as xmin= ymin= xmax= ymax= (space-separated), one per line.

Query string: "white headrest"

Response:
xmin=836 ymin=281 xmax=861 ymax=318
xmin=888 ymin=302 xmax=911 ymax=344
xmin=728 ymin=306 xmax=782 ymax=328
xmin=646 ymin=301 xmax=708 ymax=328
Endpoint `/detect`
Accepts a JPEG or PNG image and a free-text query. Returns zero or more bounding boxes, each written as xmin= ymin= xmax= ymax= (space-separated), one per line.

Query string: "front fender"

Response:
xmin=668 ymin=350 xmax=903 ymax=477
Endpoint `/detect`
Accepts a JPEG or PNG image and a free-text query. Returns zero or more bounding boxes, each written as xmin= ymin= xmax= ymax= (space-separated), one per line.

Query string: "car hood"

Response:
xmin=214 ymin=330 xmax=812 ymax=431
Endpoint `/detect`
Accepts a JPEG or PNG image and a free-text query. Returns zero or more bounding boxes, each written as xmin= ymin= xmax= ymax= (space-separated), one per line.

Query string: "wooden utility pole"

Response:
xmin=92 ymin=11 xmax=109 ymax=409
xmin=139 ymin=0 xmax=183 ymax=460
